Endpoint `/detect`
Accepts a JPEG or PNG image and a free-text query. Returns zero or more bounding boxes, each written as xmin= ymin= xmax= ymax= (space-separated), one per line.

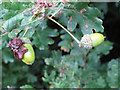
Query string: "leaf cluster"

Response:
xmin=0 ymin=2 xmax=119 ymax=89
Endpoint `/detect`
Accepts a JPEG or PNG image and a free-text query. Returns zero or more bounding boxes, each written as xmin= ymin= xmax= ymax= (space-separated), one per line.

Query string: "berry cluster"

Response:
xmin=8 ymin=37 xmax=28 ymax=59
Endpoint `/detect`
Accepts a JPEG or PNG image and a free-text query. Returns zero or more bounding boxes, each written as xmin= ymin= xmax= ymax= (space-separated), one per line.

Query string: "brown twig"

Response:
xmin=83 ymin=49 xmax=90 ymax=69
xmin=22 ymin=26 xmax=31 ymax=38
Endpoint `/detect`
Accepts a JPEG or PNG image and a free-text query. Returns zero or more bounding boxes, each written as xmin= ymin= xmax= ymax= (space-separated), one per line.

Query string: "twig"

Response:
xmin=21 ymin=16 xmax=43 ymax=26
xmin=0 ymin=32 xmax=9 ymax=37
xmin=47 ymin=16 xmax=81 ymax=44
xmin=22 ymin=27 xmax=29 ymax=38
xmin=83 ymin=49 xmax=90 ymax=69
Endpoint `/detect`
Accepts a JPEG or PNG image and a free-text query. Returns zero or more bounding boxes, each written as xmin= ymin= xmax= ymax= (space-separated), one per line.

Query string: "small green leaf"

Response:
xmin=42 ymin=77 xmax=49 ymax=82
xmin=45 ymin=50 xmax=62 ymax=66
xmin=97 ymin=76 xmax=106 ymax=88
xmin=20 ymin=85 xmax=33 ymax=88
xmin=27 ymin=74 xmax=37 ymax=83
xmin=106 ymin=59 xmax=118 ymax=88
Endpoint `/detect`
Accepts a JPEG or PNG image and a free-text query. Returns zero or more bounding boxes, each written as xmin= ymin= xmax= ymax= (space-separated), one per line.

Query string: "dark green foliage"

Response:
xmin=0 ymin=1 xmax=119 ymax=89
xmin=44 ymin=41 xmax=115 ymax=88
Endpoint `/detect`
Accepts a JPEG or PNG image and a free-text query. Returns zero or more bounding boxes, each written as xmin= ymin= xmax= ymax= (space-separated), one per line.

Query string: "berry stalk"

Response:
xmin=47 ymin=16 xmax=81 ymax=44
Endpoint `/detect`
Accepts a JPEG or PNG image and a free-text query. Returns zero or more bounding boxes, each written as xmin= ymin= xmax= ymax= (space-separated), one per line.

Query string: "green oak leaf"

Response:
xmin=2 ymin=13 xmax=24 ymax=31
xmin=32 ymin=28 xmax=59 ymax=50
xmin=106 ymin=59 xmax=118 ymax=88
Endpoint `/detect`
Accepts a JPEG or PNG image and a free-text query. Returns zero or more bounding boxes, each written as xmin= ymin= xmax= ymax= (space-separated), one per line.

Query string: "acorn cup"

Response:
xmin=80 ymin=33 xmax=104 ymax=49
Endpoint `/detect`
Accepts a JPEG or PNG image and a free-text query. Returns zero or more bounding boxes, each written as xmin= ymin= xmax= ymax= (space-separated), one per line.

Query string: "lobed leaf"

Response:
xmin=2 ymin=13 xmax=24 ymax=31
xmin=58 ymin=3 xmax=104 ymax=34
xmin=106 ymin=59 xmax=118 ymax=88
xmin=32 ymin=28 xmax=59 ymax=50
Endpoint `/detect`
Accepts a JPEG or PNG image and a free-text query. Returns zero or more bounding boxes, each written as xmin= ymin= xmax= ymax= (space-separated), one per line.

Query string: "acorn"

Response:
xmin=22 ymin=44 xmax=35 ymax=65
xmin=80 ymin=33 xmax=104 ymax=49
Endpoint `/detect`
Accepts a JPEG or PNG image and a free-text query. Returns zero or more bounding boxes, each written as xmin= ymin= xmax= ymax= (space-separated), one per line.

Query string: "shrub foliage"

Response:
xmin=0 ymin=1 xmax=119 ymax=89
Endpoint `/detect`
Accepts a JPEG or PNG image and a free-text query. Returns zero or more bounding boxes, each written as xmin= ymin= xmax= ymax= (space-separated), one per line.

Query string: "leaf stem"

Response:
xmin=22 ymin=27 xmax=29 ymax=38
xmin=47 ymin=16 xmax=81 ymax=44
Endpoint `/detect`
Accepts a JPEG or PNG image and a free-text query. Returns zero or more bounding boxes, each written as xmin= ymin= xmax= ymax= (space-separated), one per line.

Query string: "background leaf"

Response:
xmin=2 ymin=13 xmax=24 ymax=31
xmin=1 ymin=2 xmax=119 ymax=89
xmin=32 ymin=27 xmax=59 ymax=50
xmin=20 ymin=85 xmax=34 ymax=88
xmin=106 ymin=59 xmax=118 ymax=88
xmin=2 ymin=47 xmax=14 ymax=63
